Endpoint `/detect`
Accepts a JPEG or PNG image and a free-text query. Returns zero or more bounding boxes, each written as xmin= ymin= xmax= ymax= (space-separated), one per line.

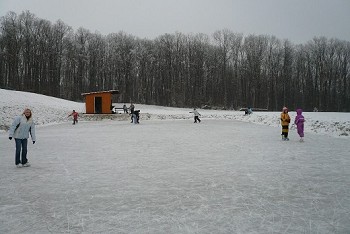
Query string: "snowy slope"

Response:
xmin=1 ymin=88 xmax=349 ymax=138
xmin=0 ymin=89 xmax=85 ymax=130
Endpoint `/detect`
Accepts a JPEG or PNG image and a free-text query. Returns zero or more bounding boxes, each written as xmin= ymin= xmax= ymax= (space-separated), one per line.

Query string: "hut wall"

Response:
xmin=85 ymin=93 xmax=112 ymax=114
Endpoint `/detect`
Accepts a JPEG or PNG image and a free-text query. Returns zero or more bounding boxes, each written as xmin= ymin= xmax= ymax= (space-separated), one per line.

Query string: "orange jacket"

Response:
xmin=280 ymin=112 xmax=290 ymax=126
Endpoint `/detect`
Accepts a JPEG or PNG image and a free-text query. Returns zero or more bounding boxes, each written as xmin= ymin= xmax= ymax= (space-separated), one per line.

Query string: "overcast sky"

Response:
xmin=0 ymin=0 xmax=349 ymax=44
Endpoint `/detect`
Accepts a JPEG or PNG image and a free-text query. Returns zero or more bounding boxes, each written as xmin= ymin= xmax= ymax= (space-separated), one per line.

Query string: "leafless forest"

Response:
xmin=1 ymin=11 xmax=349 ymax=111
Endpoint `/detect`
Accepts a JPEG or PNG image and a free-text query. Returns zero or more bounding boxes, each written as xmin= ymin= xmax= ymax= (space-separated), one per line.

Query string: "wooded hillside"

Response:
xmin=1 ymin=11 xmax=349 ymax=111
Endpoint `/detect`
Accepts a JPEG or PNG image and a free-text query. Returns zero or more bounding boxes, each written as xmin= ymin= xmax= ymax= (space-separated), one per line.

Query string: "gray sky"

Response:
xmin=1 ymin=0 xmax=349 ymax=44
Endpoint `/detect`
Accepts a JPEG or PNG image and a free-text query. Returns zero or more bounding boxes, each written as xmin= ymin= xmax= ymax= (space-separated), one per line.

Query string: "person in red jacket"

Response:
xmin=68 ymin=110 xmax=79 ymax=125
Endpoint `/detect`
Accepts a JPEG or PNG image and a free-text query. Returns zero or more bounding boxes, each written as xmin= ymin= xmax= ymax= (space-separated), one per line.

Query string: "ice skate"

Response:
xmin=282 ymin=136 xmax=289 ymax=141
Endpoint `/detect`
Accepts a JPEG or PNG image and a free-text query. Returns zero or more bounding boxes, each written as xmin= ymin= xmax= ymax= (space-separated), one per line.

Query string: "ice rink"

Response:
xmin=1 ymin=119 xmax=350 ymax=233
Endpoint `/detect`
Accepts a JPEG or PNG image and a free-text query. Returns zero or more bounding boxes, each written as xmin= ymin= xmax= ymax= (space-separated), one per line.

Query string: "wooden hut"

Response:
xmin=81 ymin=90 xmax=119 ymax=114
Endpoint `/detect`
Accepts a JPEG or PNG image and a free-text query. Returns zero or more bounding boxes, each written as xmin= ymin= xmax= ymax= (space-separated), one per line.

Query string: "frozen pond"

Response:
xmin=1 ymin=119 xmax=350 ymax=233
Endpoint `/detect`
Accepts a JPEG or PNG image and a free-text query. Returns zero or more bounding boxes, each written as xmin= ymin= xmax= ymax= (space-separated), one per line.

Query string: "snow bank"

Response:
xmin=0 ymin=89 xmax=85 ymax=130
xmin=1 ymin=88 xmax=349 ymax=138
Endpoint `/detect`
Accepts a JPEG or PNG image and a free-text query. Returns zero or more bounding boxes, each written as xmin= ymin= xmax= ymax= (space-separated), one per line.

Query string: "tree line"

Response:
xmin=1 ymin=11 xmax=349 ymax=111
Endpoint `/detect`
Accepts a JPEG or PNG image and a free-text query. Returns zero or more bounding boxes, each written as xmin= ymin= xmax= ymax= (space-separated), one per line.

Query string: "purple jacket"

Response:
xmin=294 ymin=109 xmax=305 ymax=137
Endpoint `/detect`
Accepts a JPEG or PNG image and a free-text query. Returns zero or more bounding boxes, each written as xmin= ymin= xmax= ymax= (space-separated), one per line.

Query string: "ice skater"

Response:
xmin=244 ymin=107 xmax=253 ymax=115
xmin=68 ymin=110 xmax=79 ymax=125
xmin=8 ymin=108 xmax=36 ymax=168
xmin=190 ymin=108 xmax=201 ymax=123
xmin=134 ymin=110 xmax=140 ymax=124
xmin=280 ymin=106 xmax=290 ymax=140
xmin=123 ymin=104 xmax=128 ymax=114
xmin=294 ymin=108 xmax=305 ymax=142
xmin=129 ymin=103 xmax=135 ymax=123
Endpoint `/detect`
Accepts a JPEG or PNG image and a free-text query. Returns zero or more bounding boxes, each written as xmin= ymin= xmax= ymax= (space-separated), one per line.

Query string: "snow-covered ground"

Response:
xmin=1 ymin=89 xmax=349 ymax=138
xmin=1 ymin=88 xmax=350 ymax=233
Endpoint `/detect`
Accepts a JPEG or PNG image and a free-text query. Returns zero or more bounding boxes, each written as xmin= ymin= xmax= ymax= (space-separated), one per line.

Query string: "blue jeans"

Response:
xmin=15 ymin=138 xmax=28 ymax=165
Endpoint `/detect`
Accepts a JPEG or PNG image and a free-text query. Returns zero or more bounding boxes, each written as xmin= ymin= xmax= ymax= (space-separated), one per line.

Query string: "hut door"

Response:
xmin=95 ymin=97 xmax=102 ymax=113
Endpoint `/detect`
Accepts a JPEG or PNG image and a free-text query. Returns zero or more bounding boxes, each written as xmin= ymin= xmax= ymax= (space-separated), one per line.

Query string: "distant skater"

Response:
xmin=248 ymin=107 xmax=253 ymax=115
xmin=8 ymin=108 xmax=36 ymax=168
xmin=294 ymin=108 xmax=305 ymax=142
xmin=123 ymin=104 xmax=128 ymax=114
xmin=129 ymin=103 xmax=135 ymax=123
xmin=190 ymin=108 xmax=201 ymax=123
xmin=280 ymin=106 xmax=290 ymax=140
xmin=134 ymin=110 xmax=140 ymax=124
xmin=244 ymin=107 xmax=253 ymax=115
xmin=68 ymin=110 xmax=79 ymax=125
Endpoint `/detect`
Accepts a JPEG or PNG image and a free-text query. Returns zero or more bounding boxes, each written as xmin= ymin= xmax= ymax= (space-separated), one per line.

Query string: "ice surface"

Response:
xmin=1 ymin=119 xmax=350 ymax=233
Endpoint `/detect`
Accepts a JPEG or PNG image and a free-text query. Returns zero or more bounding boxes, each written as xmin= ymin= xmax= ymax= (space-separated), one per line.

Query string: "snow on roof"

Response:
xmin=81 ymin=90 xmax=119 ymax=96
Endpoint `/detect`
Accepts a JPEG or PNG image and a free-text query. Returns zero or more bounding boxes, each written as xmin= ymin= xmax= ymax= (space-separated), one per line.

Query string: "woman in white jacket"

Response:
xmin=9 ymin=108 xmax=36 ymax=168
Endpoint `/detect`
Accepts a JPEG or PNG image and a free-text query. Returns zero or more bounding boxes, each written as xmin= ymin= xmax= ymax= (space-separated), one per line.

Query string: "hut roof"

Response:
xmin=81 ymin=90 xmax=119 ymax=96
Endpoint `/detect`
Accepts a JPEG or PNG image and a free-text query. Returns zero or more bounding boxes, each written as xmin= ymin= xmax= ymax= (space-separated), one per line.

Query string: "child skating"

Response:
xmin=294 ymin=108 xmax=305 ymax=142
xmin=280 ymin=106 xmax=290 ymax=140
xmin=68 ymin=110 xmax=79 ymax=125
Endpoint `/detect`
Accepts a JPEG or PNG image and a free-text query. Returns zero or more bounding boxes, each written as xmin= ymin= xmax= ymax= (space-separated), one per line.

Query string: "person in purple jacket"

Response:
xmin=294 ymin=108 xmax=305 ymax=142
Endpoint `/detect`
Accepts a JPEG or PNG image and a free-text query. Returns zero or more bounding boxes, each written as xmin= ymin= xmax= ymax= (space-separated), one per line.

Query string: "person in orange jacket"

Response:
xmin=280 ymin=106 xmax=291 ymax=140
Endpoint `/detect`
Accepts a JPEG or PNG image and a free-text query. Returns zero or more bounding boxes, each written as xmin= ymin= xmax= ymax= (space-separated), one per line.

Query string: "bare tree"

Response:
xmin=1 ymin=11 xmax=349 ymax=111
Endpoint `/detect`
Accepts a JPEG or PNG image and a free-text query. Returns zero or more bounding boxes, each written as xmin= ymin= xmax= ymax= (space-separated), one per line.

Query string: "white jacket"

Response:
xmin=9 ymin=115 xmax=36 ymax=141
xmin=190 ymin=110 xmax=200 ymax=116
